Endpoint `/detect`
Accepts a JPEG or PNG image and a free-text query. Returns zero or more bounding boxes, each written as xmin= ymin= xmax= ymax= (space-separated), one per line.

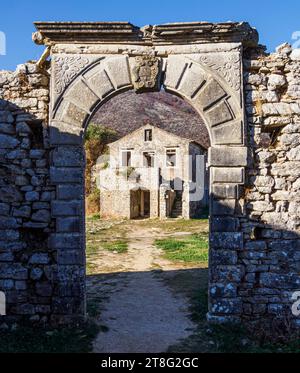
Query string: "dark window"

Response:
xmin=143 ymin=152 xmax=155 ymax=168
xmin=166 ymin=149 xmax=177 ymax=167
xmin=145 ymin=129 xmax=152 ymax=142
xmin=122 ymin=151 xmax=132 ymax=167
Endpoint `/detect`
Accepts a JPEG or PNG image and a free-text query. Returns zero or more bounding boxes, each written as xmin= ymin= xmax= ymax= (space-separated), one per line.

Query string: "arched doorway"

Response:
xmin=40 ymin=22 xmax=249 ymax=324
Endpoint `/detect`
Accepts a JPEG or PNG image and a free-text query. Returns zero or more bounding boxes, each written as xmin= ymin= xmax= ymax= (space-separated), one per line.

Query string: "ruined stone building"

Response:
xmin=99 ymin=124 xmax=208 ymax=219
xmin=1 ymin=21 xmax=300 ymax=332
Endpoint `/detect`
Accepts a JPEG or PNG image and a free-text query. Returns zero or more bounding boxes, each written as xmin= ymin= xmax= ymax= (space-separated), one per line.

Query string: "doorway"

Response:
xmin=130 ymin=188 xmax=151 ymax=219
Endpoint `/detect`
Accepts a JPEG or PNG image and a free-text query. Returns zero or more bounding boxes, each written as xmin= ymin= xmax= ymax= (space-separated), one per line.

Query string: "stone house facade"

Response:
xmin=99 ymin=124 xmax=208 ymax=219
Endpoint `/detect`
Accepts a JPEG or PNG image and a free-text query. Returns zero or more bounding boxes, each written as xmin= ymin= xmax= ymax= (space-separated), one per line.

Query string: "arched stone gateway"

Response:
xmin=2 ymin=21 xmax=300 ymax=330
xmin=42 ymin=22 xmax=253 ymax=324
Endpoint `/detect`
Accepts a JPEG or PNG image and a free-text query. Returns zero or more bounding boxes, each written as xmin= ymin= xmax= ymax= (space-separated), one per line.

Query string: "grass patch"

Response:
xmin=86 ymin=213 xmax=101 ymax=221
xmin=102 ymin=240 xmax=128 ymax=253
xmin=155 ymin=233 xmax=208 ymax=263
xmin=0 ymin=322 xmax=99 ymax=353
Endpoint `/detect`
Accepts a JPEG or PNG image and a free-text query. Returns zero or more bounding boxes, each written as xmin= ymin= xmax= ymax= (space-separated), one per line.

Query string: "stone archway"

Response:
xmin=35 ymin=22 xmax=256 ymax=324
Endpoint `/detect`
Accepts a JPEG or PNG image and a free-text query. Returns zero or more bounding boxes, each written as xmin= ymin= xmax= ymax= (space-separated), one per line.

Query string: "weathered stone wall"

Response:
xmin=241 ymin=43 xmax=300 ymax=327
xmin=0 ymin=62 xmax=55 ymax=324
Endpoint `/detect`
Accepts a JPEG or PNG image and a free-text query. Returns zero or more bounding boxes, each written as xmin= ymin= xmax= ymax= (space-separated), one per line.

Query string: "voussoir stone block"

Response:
xmin=66 ymin=80 xmax=99 ymax=112
xmin=164 ymin=55 xmax=187 ymax=89
xmin=86 ymin=69 xmax=115 ymax=99
xmin=177 ymin=63 xmax=206 ymax=98
xmin=205 ymin=100 xmax=233 ymax=127
xmin=105 ymin=56 xmax=132 ymax=89
xmin=195 ymin=79 xmax=227 ymax=110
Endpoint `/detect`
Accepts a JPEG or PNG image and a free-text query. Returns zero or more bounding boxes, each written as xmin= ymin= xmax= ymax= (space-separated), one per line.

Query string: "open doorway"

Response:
xmin=130 ymin=188 xmax=150 ymax=219
xmin=84 ymin=90 xmax=210 ymax=352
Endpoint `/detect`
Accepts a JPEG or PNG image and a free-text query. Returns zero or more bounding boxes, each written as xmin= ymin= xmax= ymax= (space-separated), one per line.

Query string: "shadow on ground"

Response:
xmin=87 ymin=267 xmax=208 ymax=353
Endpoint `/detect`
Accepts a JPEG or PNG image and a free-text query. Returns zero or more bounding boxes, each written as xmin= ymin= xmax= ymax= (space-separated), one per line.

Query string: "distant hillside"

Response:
xmin=91 ymin=91 xmax=210 ymax=149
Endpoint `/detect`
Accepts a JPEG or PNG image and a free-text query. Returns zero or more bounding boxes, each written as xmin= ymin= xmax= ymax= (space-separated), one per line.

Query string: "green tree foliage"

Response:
xmin=84 ymin=123 xmax=117 ymax=214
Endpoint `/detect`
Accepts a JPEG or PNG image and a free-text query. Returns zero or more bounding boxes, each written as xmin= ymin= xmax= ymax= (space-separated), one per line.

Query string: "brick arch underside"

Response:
xmin=49 ymin=55 xmax=248 ymax=323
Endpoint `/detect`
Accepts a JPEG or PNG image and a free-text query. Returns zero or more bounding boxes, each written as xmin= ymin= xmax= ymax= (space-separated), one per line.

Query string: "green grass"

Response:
xmin=86 ymin=213 xmax=101 ymax=221
xmin=102 ymin=240 xmax=128 ymax=253
xmin=0 ymin=322 xmax=99 ymax=353
xmin=155 ymin=233 xmax=208 ymax=263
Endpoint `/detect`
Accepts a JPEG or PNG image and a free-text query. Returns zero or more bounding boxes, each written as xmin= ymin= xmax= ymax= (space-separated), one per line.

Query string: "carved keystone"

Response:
xmin=132 ymin=56 xmax=161 ymax=93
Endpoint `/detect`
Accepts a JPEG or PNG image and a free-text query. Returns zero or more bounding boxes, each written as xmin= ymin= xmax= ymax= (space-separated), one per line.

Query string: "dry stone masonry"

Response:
xmin=0 ymin=63 xmax=55 ymax=323
xmin=0 ymin=21 xmax=299 ymax=333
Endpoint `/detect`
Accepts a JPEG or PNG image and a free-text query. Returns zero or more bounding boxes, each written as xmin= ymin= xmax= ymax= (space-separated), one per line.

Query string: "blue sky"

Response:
xmin=0 ymin=0 xmax=299 ymax=70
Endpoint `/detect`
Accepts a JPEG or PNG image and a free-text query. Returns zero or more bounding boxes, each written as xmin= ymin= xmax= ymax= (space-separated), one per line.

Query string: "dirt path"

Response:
xmin=88 ymin=225 xmax=200 ymax=353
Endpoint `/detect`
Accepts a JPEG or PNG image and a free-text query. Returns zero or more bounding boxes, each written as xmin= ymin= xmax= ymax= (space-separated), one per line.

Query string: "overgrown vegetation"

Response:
xmin=155 ymin=233 xmax=208 ymax=263
xmin=86 ymin=188 xmax=101 ymax=216
xmin=84 ymin=123 xmax=117 ymax=215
